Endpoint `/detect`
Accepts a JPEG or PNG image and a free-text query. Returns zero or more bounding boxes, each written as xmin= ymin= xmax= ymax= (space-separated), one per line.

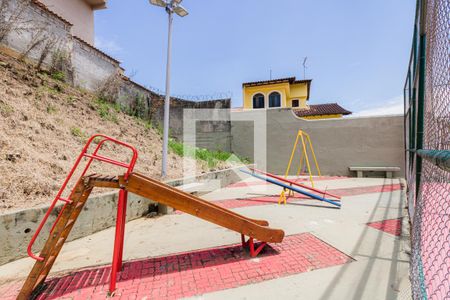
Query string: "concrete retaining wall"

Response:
xmin=230 ymin=109 xmax=405 ymax=177
xmin=0 ymin=192 xmax=151 ymax=266
xmin=0 ymin=166 xmax=247 ymax=266
xmin=164 ymin=164 xmax=248 ymax=189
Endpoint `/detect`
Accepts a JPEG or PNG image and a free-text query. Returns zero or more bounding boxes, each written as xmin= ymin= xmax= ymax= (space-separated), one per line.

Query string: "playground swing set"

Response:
xmin=241 ymin=129 xmax=341 ymax=208
xmin=17 ymin=134 xmax=285 ymax=299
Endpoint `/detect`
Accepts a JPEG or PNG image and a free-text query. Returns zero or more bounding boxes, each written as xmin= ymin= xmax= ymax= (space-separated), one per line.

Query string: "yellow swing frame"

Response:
xmin=279 ymin=130 xmax=321 ymax=204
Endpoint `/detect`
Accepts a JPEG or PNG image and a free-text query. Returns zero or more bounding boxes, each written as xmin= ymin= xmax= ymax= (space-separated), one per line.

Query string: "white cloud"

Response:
xmin=95 ymin=36 xmax=122 ymax=53
xmin=353 ymin=95 xmax=404 ymax=117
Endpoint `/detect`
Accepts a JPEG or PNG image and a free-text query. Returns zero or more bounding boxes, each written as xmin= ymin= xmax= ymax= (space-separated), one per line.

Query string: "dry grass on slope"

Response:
xmin=0 ymin=51 xmax=216 ymax=213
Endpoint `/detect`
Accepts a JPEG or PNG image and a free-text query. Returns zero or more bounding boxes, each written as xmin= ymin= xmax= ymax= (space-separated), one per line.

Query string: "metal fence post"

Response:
xmin=415 ymin=33 xmax=426 ymax=195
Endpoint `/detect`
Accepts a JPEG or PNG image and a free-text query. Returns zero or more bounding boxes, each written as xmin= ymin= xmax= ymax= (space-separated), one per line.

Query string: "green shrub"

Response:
xmin=168 ymin=139 xmax=185 ymax=156
xmin=46 ymin=104 xmax=57 ymax=114
xmin=122 ymin=94 xmax=147 ymax=118
xmin=95 ymin=98 xmax=119 ymax=124
xmin=144 ymin=121 xmax=153 ymax=131
xmin=51 ymin=71 xmax=65 ymax=82
xmin=0 ymin=101 xmax=14 ymax=117
xmin=93 ymin=136 xmax=103 ymax=144
xmin=168 ymin=138 xmax=249 ymax=168
xmin=70 ymin=127 xmax=84 ymax=138
xmin=113 ymin=103 xmax=121 ymax=113
xmin=155 ymin=123 xmax=164 ymax=136
xmin=50 ymin=50 xmax=73 ymax=83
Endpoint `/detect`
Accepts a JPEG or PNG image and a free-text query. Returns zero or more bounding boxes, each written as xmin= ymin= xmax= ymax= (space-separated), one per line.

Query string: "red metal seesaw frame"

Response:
xmin=241 ymin=234 xmax=267 ymax=257
xmin=26 ymin=134 xmax=138 ymax=296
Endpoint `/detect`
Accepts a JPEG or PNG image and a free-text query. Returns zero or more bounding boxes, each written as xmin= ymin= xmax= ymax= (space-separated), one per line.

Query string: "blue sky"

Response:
xmin=95 ymin=0 xmax=416 ymax=115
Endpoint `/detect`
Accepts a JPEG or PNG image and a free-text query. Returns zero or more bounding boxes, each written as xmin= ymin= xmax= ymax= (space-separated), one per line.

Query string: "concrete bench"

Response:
xmin=349 ymin=166 xmax=401 ymax=178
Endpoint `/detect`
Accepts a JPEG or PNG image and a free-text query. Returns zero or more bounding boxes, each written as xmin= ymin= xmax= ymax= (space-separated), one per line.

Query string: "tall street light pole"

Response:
xmin=149 ymin=0 xmax=188 ymax=178
xmin=161 ymin=6 xmax=173 ymax=178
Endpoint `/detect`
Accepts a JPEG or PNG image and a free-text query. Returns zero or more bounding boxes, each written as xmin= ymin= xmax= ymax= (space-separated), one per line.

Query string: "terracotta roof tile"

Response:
xmin=242 ymin=77 xmax=312 ymax=87
xmin=293 ymin=103 xmax=352 ymax=117
xmin=242 ymin=77 xmax=312 ymax=100
xmin=242 ymin=77 xmax=296 ymax=87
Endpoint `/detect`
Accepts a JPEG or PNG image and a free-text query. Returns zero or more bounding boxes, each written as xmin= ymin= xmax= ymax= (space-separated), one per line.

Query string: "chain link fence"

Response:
xmin=404 ymin=0 xmax=450 ymax=299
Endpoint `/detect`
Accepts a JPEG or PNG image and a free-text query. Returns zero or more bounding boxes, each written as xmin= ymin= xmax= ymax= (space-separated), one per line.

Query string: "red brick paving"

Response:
xmin=367 ymin=218 xmax=402 ymax=236
xmin=175 ymin=183 xmax=403 ymax=214
xmin=0 ymin=233 xmax=352 ymax=300
xmin=334 ymin=184 xmax=403 ymax=197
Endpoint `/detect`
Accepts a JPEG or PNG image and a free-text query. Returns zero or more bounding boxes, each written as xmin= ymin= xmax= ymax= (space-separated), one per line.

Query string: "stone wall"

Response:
xmin=2 ymin=0 xmax=72 ymax=67
xmin=230 ymin=109 xmax=405 ymax=177
xmin=71 ymin=37 xmax=120 ymax=90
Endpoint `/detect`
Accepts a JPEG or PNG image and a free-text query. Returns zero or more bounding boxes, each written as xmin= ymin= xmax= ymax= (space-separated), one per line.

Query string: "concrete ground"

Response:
xmin=0 ymin=175 xmax=411 ymax=299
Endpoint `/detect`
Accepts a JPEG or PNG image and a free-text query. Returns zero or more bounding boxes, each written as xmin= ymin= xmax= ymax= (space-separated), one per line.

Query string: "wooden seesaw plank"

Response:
xmin=241 ymin=169 xmax=341 ymax=208
xmin=249 ymin=168 xmax=341 ymax=200
xmin=119 ymin=172 xmax=285 ymax=243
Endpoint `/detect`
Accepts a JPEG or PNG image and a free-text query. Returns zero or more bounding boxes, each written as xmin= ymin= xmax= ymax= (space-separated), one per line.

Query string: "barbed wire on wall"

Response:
xmin=146 ymin=85 xmax=233 ymax=101
xmin=146 ymin=85 xmax=164 ymax=96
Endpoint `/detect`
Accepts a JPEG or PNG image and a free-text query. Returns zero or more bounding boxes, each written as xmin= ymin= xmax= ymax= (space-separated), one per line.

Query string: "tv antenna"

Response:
xmin=302 ymin=57 xmax=308 ymax=79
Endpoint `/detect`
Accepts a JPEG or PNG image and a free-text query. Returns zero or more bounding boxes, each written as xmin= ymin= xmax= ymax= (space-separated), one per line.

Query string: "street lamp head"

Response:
xmin=173 ymin=4 xmax=188 ymax=17
xmin=149 ymin=0 xmax=167 ymax=7
xmin=149 ymin=0 xmax=188 ymax=17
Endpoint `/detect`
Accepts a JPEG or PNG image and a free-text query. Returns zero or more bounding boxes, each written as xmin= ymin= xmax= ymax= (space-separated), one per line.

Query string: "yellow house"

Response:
xmin=241 ymin=77 xmax=352 ymax=119
xmin=242 ymin=77 xmax=311 ymax=109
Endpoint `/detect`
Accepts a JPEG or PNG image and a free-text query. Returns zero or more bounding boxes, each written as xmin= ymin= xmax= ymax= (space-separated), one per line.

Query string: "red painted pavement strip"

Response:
xmin=226 ymin=176 xmax=347 ymax=188
xmin=0 ymin=233 xmax=353 ymax=300
xmin=333 ymin=183 xmax=403 ymax=197
xmin=175 ymin=183 xmax=403 ymax=214
xmin=367 ymin=218 xmax=402 ymax=236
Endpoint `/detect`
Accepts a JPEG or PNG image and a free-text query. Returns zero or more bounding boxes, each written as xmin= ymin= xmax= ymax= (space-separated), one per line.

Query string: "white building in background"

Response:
xmin=38 ymin=0 xmax=107 ymax=45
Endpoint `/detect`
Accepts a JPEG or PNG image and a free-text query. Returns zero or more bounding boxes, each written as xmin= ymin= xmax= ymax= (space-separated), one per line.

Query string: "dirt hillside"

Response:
xmin=0 ymin=51 xmax=224 ymax=213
